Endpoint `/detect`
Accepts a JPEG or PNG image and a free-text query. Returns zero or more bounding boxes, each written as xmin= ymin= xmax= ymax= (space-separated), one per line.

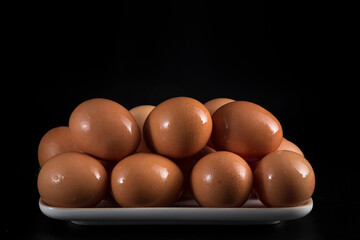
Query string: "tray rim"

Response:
xmin=39 ymin=198 xmax=313 ymax=225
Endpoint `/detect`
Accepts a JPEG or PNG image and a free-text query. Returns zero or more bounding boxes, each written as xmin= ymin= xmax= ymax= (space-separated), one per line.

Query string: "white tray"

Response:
xmin=39 ymin=198 xmax=313 ymax=225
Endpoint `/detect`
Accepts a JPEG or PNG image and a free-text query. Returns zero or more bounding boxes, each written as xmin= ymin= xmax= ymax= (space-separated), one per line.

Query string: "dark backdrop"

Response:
xmin=3 ymin=1 xmax=357 ymax=239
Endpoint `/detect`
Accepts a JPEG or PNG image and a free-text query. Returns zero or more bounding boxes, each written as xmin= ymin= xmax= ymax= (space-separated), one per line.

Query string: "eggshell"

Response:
xmin=129 ymin=105 xmax=155 ymax=153
xmin=247 ymin=160 xmax=261 ymax=196
xmin=211 ymin=101 xmax=283 ymax=160
xmin=277 ymin=138 xmax=304 ymax=156
xmin=38 ymin=126 xmax=80 ymax=167
xmin=143 ymin=97 xmax=212 ymax=159
xmin=97 ymin=159 xmax=118 ymax=202
xmin=254 ymin=150 xmax=315 ymax=207
xmin=204 ymin=98 xmax=235 ymax=116
xmin=174 ymin=146 xmax=216 ymax=199
xmin=111 ymin=153 xmax=183 ymax=207
xmin=191 ymin=151 xmax=253 ymax=207
xmin=248 ymin=160 xmax=260 ymax=172
xmin=37 ymin=152 xmax=108 ymax=207
xmin=204 ymin=98 xmax=235 ymax=148
xmin=69 ymin=98 xmax=140 ymax=161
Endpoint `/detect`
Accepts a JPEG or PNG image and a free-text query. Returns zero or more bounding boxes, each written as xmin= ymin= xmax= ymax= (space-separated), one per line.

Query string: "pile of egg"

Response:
xmin=37 ymin=97 xmax=315 ymax=208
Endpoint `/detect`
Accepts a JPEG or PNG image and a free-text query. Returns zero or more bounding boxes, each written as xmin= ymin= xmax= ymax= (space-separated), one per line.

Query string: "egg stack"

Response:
xmin=37 ymin=97 xmax=315 ymax=208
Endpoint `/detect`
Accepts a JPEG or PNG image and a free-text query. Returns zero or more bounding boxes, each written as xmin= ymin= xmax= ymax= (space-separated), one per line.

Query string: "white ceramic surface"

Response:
xmin=39 ymin=198 xmax=313 ymax=225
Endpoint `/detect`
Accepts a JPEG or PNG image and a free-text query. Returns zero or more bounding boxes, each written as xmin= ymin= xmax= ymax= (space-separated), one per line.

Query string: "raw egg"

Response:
xmin=248 ymin=160 xmax=260 ymax=172
xmin=38 ymin=126 xmax=80 ymax=167
xmin=37 ymin=152 xmax=108 ymax=207
xmin=277 ymin=138 xmax=304 ymax=156
xmin=143 ymin=97 xmax=212 ymax=159
xmin=69 ymin=98 xmax=140 ymax=161
xmin=174 ymin=146 xmax=216 ymax=199
xmin=129 ymin=105 xmax=155 ymax=153
xmin=211 ymin=101 xmax=283 ymax=161
xmin=204 ymin=98 xmax=235 ymax=116
xmin=254 ymin=150 xmax=315 ymax=207
xmin=97 ymin=159 xmax=118 ymax=202
xmin=204 ymin=98 xmax=235 ymax=148
xmin=191 ymin=151 xmax=253 ymax=207
xmin=111 ymin=153 xmax=183 ymax=207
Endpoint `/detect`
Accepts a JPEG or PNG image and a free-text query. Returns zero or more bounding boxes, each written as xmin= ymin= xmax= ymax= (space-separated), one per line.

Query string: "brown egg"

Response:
xmin=111 ymin=153 xmax=183 ymax=207
xmin=38 ymin=126 xmax=80 ymax=167
xmin=143 ymin=97 xmax=212 ymax=159
xmin=174 ymin=146 xmax=216 ymax=199
xmin=204 ymin=98 xmax=235 ymax=148
xmin=69 ymin=98 xmax=140 ymax=161
xmin=191 ymin=151 xmax=253 ymax=207
xmin=37 ymin=152 xmax=108 ymax=207
xmin=277 ymin=138 xmax=304 ymax=156
xmin=204 ymin=98 xmax=235 ymax=116
xmin=254 ymin=150 xmax=315 ymax=207
xmin=97 ymin=159 xmax=118 ymax=202
xmin=212 ymin=101 xmax=283 ymax=160
xmin=129 ymin=105 xmax=155 ymax=153
xmin=247 ymin=160 xmax=261 ymax=196
xmin=248 ymin=160 xmax=260 ymax=172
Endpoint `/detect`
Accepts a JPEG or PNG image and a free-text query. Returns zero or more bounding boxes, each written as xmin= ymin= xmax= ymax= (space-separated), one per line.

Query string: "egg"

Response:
xmin=211 ymin=101 xmax=283 ymax=161
xmin=111 ymin=153 xmax=183 ymax=207
xmin=247 ymin=160 xmax=260 ymax=172
xmin=97 ymin=159 xmax=118 ymax=202
xmin=204 ymin=98 xmax=235 ymax=116
xmin=143 ymin=97 xmax=212 ymax=159
xmin=277 ymin=138 xmax=304 ymax=156
xmin=254 ymin=150 xmax=315 ymax=207
xmin=174 ymin=146 xmax=216 ymax=199
xmin=37 ymin=152 xmax=108 ymax=207
xmin=129 ymin=105 xmax=155 ymax=153
xmin=69 ymin=98 xmax=140 ymax=161
xmin=191 ymin=151 xmax=253 ymax=207
xmin=204 ymin=98 xmax=235 ymax=148
xmin=38 ymin=126 xmax=80 ymax=167
xmin=247 ymin=159 xmax=261 ymax=196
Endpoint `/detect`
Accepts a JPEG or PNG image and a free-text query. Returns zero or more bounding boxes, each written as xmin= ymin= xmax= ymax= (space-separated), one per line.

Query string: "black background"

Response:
xmin=3 ymin=1 xmax=358 ymax=239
